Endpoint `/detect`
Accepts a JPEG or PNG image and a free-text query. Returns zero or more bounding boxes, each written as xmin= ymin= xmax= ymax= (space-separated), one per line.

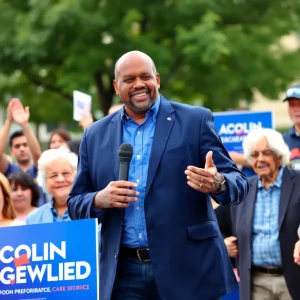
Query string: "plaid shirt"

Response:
xmin=50 ymin=198 xmax=70 ymax=222
xmin=252 ymin=167 xmax=283 ymax=267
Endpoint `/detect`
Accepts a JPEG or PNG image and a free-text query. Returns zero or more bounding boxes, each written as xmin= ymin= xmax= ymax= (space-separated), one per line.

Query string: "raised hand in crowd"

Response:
xmin=10 ymin=98 xmax=30 ymax=126
xmin=78 ymin=113 xmax=94 ymax=130
xmin=10 ymin=98 xmax=41 ymax=167
xmin=6 ymin=99 xmax=14 ymax=123
xmin=0 ymin=98 xmax=41 ymax=175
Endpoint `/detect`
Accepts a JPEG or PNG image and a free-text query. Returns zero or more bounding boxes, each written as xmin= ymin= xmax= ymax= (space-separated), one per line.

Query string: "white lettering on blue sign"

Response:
xmin=218 ymin=121 xmax=262 ymax=135
xmin=0 ymin=242 xmax=91 ymax=285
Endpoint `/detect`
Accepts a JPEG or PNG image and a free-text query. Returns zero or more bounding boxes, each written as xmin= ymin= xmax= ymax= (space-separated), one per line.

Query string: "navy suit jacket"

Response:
xmin=231 ymin=168 xmax=300 ymax=300
xmin=68 ymin=96 xmax=248 ymax=300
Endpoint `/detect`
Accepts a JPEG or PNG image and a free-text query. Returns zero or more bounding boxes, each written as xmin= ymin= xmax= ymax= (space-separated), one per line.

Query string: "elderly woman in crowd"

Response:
xmin=0 ymin=172 xmax=24 ymax=226
xmin=8 ymin=172 xmax=39 ymax=221
xmin=26 ymin=148 xmax=77 ymax=224
xmin=230 ymin=128 xmax=300 ymax=300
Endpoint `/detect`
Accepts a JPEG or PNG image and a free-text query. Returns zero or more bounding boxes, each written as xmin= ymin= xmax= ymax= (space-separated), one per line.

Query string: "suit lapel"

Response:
xmin=109 ymin=112 xmax=123 ymax=180
xmin=242 ymin=177 xmax=258 ymax=246
xmin=278 ymin=168 xmax=294 ymax=229
xmin=145 ymin=97 xmax=175 ymax=198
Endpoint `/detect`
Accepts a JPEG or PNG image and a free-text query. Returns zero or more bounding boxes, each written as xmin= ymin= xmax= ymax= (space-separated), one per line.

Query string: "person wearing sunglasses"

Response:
xmin=282 ymin=84 xmax=300 ymax=170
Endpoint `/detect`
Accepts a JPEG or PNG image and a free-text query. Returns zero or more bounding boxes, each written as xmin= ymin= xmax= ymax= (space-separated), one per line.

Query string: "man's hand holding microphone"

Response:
xmin=93 ymin=143 xmax=139 ymax=209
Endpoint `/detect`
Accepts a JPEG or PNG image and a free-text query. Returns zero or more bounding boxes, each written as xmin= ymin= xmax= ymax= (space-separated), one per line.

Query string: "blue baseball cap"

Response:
xmin=283 ymin=84 xmax=300 ymax=102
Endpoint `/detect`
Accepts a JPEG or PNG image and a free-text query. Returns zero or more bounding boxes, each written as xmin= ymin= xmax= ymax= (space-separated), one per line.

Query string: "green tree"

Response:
xmin=0 ymin=0 xmax=300 ymax=122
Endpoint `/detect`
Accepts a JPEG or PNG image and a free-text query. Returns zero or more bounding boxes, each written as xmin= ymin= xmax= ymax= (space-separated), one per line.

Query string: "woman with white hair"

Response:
xmin=229 ymin=128 xmax=300 ymax=300
xmin=26 ymin=148 xmax=77 ymax=224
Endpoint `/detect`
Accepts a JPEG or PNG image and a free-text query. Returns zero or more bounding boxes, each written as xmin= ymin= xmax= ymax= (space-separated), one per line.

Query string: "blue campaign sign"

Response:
xmin=0 ymin=219 xmax=99 ymax=300
xmin=213 ymin=111 xmax=274 ymax=153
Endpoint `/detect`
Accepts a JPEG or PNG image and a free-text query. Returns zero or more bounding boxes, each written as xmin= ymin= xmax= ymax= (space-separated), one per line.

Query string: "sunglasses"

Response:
xmin=286 ymin=87 xmax=300 ymax=97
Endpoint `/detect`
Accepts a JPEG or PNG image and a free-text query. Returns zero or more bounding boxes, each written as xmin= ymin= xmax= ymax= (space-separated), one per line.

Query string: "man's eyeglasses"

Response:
xmin=250 ymin=150 xmax=274 ymax=159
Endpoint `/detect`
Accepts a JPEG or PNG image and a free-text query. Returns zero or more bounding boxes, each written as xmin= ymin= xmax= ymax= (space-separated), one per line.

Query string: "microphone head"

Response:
xmin=119 ymin=143 xmax=133 ymax=162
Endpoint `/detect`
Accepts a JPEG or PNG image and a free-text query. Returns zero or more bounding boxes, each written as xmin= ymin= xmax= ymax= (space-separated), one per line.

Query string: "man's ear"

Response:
xmin=113 ymin=79 xmax=119 ymax=95
xmin=156 ymin=73 xmax=160 ymax=89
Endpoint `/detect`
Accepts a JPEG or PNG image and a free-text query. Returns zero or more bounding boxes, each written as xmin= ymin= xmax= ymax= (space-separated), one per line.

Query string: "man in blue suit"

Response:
xmin=68 ymin=51 xmax=248 ymax=300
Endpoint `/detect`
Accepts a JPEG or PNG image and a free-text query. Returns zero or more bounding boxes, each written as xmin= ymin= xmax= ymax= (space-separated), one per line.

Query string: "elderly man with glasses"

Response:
xmin=229 ymin=128 xmax=300 ymax=300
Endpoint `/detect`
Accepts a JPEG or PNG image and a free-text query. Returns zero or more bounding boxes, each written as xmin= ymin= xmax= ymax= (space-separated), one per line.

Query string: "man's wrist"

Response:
xmin=20 ymin=122 xmax=29 ymax=129
xmin=93 ymin=191 xmax=105 ymax=210
xmin=211 ymin=173 xmax=227 ymax=194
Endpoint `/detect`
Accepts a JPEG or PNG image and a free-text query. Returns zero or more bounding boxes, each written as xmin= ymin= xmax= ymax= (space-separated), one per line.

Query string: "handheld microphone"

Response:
xmin=118 ymin=143 xmax=133 ymax=181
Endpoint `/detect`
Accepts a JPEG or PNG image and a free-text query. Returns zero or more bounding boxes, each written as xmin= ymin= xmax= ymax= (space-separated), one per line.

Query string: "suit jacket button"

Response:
xmin=115 ymin=253 xmax=118 ymax=259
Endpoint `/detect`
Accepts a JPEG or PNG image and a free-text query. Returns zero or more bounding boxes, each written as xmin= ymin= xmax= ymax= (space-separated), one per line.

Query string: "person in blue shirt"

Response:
xmin=0 ymin=98 xmax=41 ymax=179
xmin=282 ymin=84 xmax=300 ymax=170
xmin=231 ymin=128 xmax=300 ymax=300
xmin=26 ymin=148 xmax=77 ymax=224
xmin=68 ymin=51 xmax=248 ymax=300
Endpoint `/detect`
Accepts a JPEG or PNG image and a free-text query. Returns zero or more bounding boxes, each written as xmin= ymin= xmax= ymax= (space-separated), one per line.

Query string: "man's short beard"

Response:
xmin=129 ymin=99 xmax=154 ymax=113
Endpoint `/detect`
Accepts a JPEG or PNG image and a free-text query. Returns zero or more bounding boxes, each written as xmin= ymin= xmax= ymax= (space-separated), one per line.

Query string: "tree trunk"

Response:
xmin=94 ymin=71 xmax=115 ymax=116
xmin=35 ymin=122 xmax=40 ymax=141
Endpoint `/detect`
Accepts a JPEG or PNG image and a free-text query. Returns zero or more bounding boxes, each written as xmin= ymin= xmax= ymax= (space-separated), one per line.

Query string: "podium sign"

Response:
xmin=0 ymin=219 xmax=99 ymax=300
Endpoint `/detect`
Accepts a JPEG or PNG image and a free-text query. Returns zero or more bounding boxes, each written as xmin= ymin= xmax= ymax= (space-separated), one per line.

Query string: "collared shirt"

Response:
xmin=5 ymin=162 xmax=37 ymax=178
xmin=252 ymin=167 xmax=283 ymax=267
xmin=120 ymin=96 xmax=160 ymax=248
xmin=50 ymin=198 xmax=69 ymax=222
xmin=283 ymin=126 xmax=300 ymax=170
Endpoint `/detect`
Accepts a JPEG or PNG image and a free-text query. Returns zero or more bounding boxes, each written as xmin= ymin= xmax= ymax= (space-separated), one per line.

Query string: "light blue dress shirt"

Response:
xmin=50 ymin=198 xmax=70 ymax=222
xmin=252 ymin=167 xmax=283 ymax=266
xmin=120 ymin=96 xmax=160 ymax=248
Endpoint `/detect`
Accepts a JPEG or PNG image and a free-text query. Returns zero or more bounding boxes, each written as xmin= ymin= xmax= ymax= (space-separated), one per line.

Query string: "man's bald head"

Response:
xmin=114 ymin=51 xmax=157 ymax=79
xmin=112 ymin=50 xmax=160 ymax=118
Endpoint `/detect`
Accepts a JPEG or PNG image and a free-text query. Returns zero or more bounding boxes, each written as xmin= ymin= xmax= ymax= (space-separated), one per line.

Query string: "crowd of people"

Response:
xmin=0 ymin=98 xmax=124 ymax=225
xmin=215 ymin=84 xmax=300 ymax=300
xmin=0 ymin=51 xmax=300 ymax=300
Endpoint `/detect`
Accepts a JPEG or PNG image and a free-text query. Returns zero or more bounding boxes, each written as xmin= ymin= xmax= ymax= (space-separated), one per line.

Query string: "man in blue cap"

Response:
xmin=282 ymin=84 xmax=300 ymax=170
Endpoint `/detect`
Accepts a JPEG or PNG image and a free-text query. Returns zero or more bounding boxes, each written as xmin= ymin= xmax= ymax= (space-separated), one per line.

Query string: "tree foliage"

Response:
xmin=0 ymin=0 xmax=300 ymax=123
